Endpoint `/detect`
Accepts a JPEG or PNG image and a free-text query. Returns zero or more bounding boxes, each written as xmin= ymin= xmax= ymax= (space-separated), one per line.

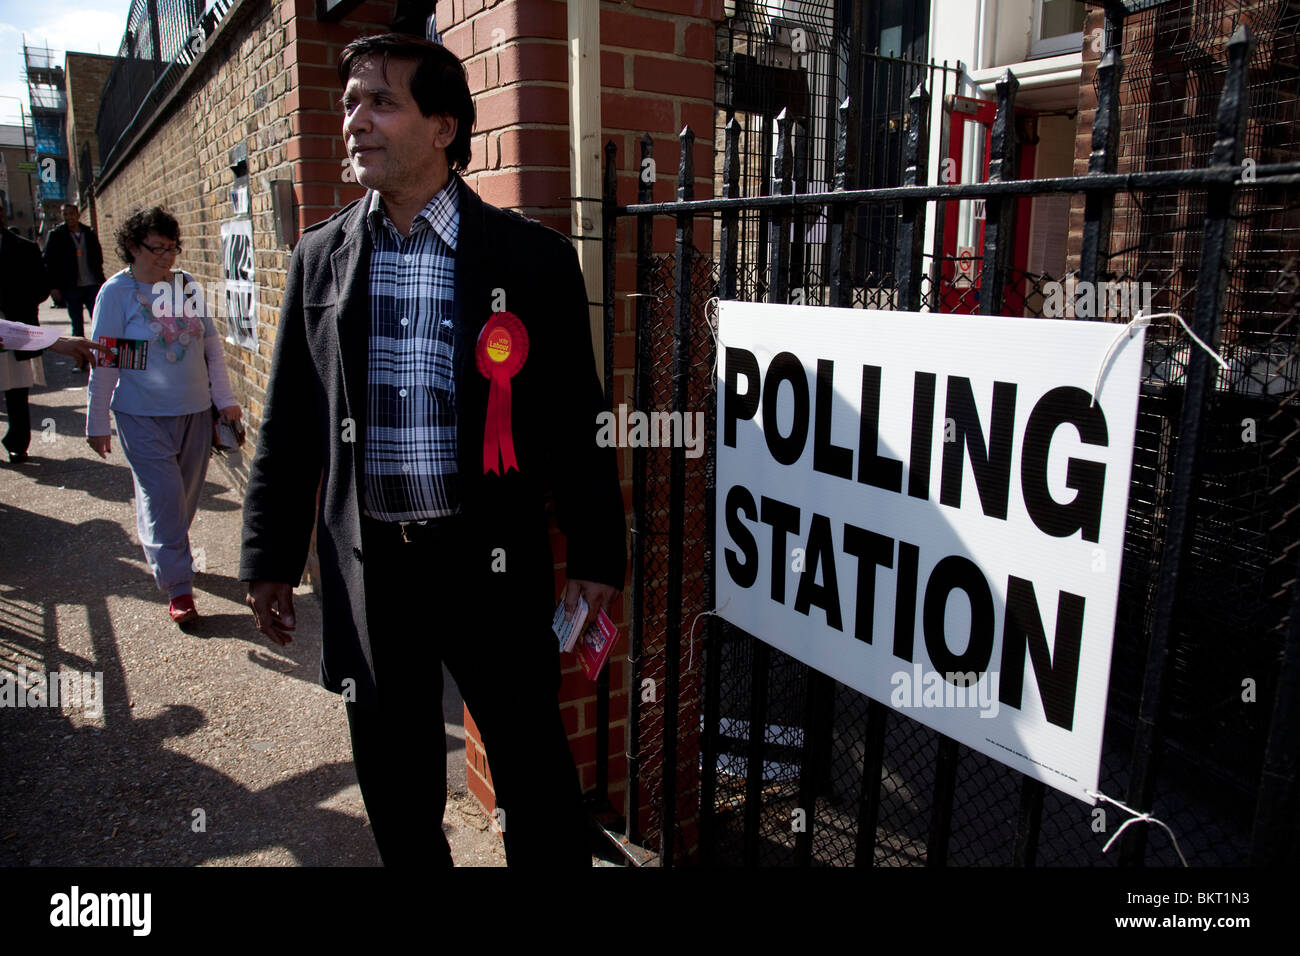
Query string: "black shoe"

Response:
xmin=6 ymin=450 xmax=29 ymax=464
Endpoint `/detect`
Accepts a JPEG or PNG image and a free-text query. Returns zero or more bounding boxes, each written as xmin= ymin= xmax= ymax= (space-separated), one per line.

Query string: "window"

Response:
xmin=1030 ymin=0 xmax=1086 ymax=59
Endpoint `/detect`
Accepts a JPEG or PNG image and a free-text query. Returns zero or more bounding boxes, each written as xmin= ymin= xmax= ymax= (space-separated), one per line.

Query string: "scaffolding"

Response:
xmin=23 ymin=35 xmax=69 ymax=234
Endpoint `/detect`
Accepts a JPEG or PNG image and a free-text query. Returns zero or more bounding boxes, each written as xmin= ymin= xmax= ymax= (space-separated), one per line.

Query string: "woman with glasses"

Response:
xmin=86 ymin=206 xmax=241 ymax=625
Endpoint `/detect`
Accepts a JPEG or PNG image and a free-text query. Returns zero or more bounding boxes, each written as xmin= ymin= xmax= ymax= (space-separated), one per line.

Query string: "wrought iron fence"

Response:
xmin=595 ymin=16 xmax=1300 ymax=867
xmin=95 ymin=0 xmax=234 ymax=180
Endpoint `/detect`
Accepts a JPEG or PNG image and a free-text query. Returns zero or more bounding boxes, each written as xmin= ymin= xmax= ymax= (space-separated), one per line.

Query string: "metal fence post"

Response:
xmin=1249 ymin=552 xmax=1300 ymax=864
xmin=828 ymin=97 xmax=855 ymax=308
xmin=895 ymin=82 xmax=931 ymax=311
xmin=660 ymin=124 xmax=696 ymax=867
xmin=854 ymin=700 xmax=888 ymax=866
xmin=700 ymin=117 xmax=742 ymax=863
xmin=1120 ymin=24 xmax=1254 ymax=867
xmin=768 ymin=108 xmax=793 ymax=304
xmin=595 ymin=138 xmax=618 ymax=809
xmin=791 ymin=118 xmax=809 ymax=301
xmin=625 ymin=132 xmax=655 ymax=851
xmin=1079 ymin=49 xmax=1122 ymax=292
xmin=978 ymin=69 xmax=1020 ymax=317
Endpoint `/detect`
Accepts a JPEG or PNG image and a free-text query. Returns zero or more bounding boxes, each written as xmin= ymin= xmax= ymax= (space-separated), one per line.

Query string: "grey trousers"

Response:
xmin=114 ymin=410 xmax=211 ymax=598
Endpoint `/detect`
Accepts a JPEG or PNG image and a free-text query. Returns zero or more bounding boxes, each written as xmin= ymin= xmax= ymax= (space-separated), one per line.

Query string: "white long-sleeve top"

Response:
xmin=85 ymin=271 xmax=239 ymax=435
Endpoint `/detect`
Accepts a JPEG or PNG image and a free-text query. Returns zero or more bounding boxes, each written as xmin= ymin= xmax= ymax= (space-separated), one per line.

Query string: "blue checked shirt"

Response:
xmin=362 ymin=176 xmax=461 ymax=521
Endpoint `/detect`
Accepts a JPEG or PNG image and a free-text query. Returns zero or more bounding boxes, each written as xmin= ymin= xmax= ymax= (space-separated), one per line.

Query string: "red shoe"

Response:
xmin=169 ymin=594 xmax=199 ymax=624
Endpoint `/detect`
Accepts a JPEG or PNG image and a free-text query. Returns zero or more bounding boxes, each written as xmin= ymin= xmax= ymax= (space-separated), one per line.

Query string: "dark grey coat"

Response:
xmin=238 ymin=179 xmax=627 ymax=697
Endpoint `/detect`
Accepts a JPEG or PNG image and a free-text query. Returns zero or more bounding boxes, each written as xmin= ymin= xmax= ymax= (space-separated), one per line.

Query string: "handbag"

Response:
xmin=211 ymin=405 xmax=245 ymax=452
xmin=186 ymin=270 xmax=245 ymax=452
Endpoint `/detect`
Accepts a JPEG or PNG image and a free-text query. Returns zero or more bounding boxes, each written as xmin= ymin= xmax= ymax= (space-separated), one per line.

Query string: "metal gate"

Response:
xmin=592 ymin=10 xmax=1300 ymax=867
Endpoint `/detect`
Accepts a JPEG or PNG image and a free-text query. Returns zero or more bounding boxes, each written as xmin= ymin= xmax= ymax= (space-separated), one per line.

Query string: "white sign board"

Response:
xmin=715 ymin=301 xmax=1145 ymax=803
xmin=221 ymin=219 xmax=257 ymax=350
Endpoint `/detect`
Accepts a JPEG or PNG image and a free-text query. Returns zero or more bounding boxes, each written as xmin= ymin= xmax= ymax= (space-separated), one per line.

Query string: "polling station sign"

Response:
xmin=715 ymin=302 xmax=1145 ymax=803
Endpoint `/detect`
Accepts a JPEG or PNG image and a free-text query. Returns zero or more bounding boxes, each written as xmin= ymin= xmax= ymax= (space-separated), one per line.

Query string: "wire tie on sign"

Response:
xmin=687 ymin=595 xmax=731 ymax=672
xmin=1090 ymin=310 xmax=1229 ymax=408
xmin=705 ymin=296 xmax=723 ymax=381
xmin=1086 ymin=789 xmax=1189 ymax=867
xmin=1090 ymin=313 xmax=1152 ymax=408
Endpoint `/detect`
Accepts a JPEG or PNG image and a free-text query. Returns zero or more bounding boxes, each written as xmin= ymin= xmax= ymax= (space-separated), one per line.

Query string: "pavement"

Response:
xmin=0 ymin=301 xmax=507 ymax=867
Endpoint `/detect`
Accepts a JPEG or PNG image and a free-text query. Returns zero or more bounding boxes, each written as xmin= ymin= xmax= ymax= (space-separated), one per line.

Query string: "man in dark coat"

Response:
xmin=43 ymin=202 xmax=106 ymax=368
xmin=239 ymin=35 xmax=626 ymax=867
xmin=0 ymin=201 xmax=52 ymax=462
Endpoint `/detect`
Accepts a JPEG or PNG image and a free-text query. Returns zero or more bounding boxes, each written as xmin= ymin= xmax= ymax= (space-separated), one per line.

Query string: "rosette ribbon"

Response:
xmin=475 ymin=311 xmax=529 ymax=475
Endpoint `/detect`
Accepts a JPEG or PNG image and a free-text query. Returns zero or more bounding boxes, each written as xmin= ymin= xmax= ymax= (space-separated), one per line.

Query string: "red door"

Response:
xmin=939 ymin=96 xmax=1038 ymax=315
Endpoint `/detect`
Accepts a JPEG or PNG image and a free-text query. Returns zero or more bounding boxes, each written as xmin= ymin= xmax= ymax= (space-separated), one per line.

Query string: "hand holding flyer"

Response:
xmin=552 ymin=596 xmax=589 ymax=653
xmin=96 ymin=336 xmax=150 ymax=369
xmin=576 ymin=609 xmax=619 ymax=680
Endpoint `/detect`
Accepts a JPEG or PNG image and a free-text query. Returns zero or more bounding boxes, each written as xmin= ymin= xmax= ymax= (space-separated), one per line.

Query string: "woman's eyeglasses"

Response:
xmin=140 ymin=241 xmax=181 ymax=256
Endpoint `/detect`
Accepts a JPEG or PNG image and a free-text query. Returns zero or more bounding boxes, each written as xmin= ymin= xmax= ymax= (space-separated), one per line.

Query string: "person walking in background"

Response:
xmin=86 ymin=206 xmax=242 ymax=625
xmin=44 ymin=202 xmax=107 ymax=371
xmin=0 ymin=200 xmax=52 ymax=464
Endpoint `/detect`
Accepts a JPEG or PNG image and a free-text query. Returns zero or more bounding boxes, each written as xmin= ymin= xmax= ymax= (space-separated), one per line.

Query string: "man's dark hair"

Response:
xmin=62 ymin=202 xmax=78 ymax=213
xmin=115 ymin=206 xmax=180 ymax=263
xmin=337 ymin=33 xmax=475 ymax=173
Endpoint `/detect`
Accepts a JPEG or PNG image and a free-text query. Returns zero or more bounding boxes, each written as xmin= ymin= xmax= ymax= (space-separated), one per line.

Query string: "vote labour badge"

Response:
xmin=476 ymin=311 xmax=529 ymax=474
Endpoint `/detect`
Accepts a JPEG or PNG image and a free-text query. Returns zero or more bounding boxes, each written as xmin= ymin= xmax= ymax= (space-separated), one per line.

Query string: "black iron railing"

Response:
xmin=596 ymin=18 xmax=1300 ymax=867
xmin=95 ymin=0 xmax=233 ymax=184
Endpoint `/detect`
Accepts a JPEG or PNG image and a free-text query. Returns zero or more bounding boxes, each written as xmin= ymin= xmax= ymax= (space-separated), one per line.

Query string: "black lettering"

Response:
xmin=940 ymin=377 xmax=1017 ymax=520
xmin=893 ymin=541 xmax=920 ymax=662
xmin=759 ymin=495 xmax=801 ymax=603
xmin=908 ymin=371 xmax=937 ymax=499
xmin=857 ymin=365 xmax=902 ymax=492
xmin=763 ymin=352 xmax=810 ymax=465
xmin=724 ymin=485 xmax=759 ymax=588
xmin=813 ymin=360 xmax=853 ymax=479
xmin=999 ymin=576 xmax=1085 ymax=730
xmin=843 ymin=525 xmax=893 ymax=644
xmin=793 ymin=513 xmax=843 ymax=630
xmin=922 ymin=555 xmax=995 ymax=675
xmin=723 ymin=347 xmax=761 ymax=447
xmin=1021 ymin=386 xmax=1108 ymax=543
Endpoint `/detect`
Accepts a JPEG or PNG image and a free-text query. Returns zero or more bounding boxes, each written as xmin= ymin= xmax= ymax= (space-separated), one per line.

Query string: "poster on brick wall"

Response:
xmin=221 ymin=218 xmax=257 ymax=350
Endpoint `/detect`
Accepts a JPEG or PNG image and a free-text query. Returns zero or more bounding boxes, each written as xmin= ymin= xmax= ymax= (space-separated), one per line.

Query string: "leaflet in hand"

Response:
xmin=96 ymin=337 xmax=149 ymax=370
xmin=552 ymin=595 xmax=589 ymax=653
xmin=576 ymin=609 xmax=619 ymax=680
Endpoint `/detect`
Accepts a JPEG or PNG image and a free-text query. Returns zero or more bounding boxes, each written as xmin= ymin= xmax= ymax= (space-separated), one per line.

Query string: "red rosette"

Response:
xmin=475 ymin=311 xmax=529 ymax=474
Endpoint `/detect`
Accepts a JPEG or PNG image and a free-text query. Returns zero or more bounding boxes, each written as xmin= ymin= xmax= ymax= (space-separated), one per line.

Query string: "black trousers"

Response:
xmin=64 ymin=283 xmax=102 ymax=339
xmin=2 ymin=388 xmax=30 ymax=456
xmin=346 ymin=514 xmax=590 ymax=867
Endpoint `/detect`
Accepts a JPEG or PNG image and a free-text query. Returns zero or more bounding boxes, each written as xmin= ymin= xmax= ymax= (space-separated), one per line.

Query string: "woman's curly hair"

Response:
xmin=115 ymin=206 xmax=181 ymax=264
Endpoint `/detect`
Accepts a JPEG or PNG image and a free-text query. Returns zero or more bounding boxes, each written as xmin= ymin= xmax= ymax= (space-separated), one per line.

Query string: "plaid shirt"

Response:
xmin=362 ymin=177 xmax=461 ymax=521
